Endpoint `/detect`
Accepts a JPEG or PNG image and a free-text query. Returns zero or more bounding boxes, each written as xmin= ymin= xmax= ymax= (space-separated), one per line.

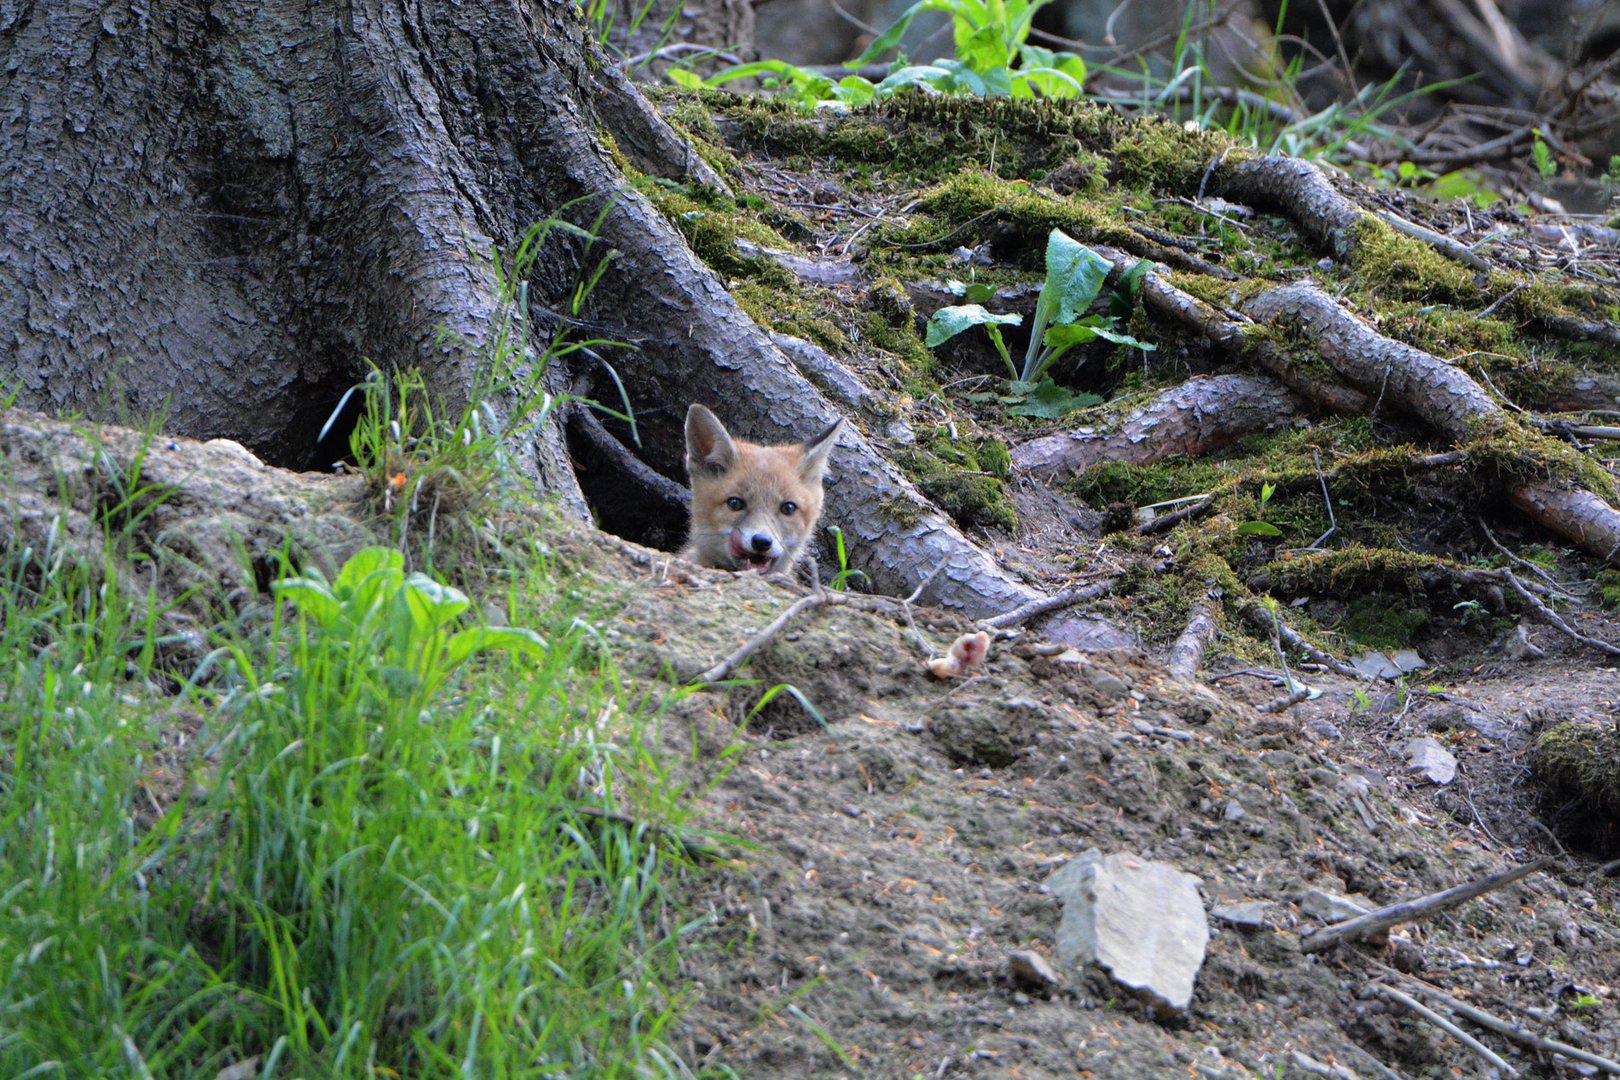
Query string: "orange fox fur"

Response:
xmin=680 ymin=404 xmax=841 ymax=576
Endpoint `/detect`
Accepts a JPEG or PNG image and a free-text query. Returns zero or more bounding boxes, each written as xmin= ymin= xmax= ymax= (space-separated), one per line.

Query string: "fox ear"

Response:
xmin=685 ymin=404 xmax=738 ymax=477
xmin=797 ymin=417 xmax=842 ymax=481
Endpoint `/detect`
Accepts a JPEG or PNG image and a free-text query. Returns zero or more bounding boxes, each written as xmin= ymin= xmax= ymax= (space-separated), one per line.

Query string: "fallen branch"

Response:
xmin=980 ymin=579 xmax=1114 ymax=631
xmin=1368 ymin=982 xmax=1517 ymax=1078
xmin=1165 ymin=596 xmax=1220 ymax=678
xmin=1453 ymin=565 xmax=1620 ymax=660
xmin=687 ymin=589 xmax=835 ymax=686
xmin=1241 ymin=602 xmax=1368 ymax=680
xmin=1394 ymin=977 xmax=1620 ymax=1077
xmin=1135 ymin=495 xmax=1215 ymax=536
xmin=1301 ymin=856 xmax=1552 ymax=953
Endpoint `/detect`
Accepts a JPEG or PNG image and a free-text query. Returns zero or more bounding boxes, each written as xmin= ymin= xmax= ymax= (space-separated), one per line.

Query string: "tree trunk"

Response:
xmin=0 ymin=0 xmax=1047 ymax=619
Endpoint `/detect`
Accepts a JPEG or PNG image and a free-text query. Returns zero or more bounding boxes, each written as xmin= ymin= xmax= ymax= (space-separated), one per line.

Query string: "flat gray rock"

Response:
xmin=1211 ymin=901 xmax=1271 ymax=929
xmin=1299 ymin=889 xmax=1369 ymax=922
xmin=1048 ymin=849 xmax=1208 ymax=1017
xmin=1405 ymin=737 xmax=1457 ymax=785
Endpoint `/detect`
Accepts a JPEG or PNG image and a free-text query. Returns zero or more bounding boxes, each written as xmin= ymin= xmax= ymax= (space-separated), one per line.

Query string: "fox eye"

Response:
xmin=780 ymin=500 xmax=798 ymax=516
xmin=726 ymin=496 xmax=746 ymax=512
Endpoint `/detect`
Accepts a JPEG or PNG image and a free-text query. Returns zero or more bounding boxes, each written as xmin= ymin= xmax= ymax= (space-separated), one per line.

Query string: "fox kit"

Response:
xmin=681 ymin=404 xmax=841 ymax=576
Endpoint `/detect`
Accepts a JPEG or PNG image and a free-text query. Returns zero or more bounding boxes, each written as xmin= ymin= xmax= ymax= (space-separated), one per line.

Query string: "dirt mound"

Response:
xmin=580 ymin=535 xmax=1620 ymax=1078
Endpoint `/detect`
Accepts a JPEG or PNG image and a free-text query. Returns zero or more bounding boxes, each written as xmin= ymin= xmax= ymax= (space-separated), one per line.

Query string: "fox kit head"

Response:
xmin=682 ymin=404 xmax=841 ymax=575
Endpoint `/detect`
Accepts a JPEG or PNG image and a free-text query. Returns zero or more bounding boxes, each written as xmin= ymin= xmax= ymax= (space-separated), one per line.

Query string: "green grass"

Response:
xmin=0 ymin=524 xmax=702 ymax=1076
xmin=1 ymin=207 xmax=708 ymax=1076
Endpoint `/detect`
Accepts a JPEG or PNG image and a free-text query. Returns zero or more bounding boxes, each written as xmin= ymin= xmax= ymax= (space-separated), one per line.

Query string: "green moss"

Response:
xmin=1348 ymin=217 xmax=1479 ymax=303
xmin=897 ymin=427 xmax=1019 ymax=531
xmin=1598 ymin=569 xmax=1620 ymax=609
xmin=1339 ymin=594 xmax=1428 ymax=651
xmin=1534 ymin=722 xmax=1620 ymax=817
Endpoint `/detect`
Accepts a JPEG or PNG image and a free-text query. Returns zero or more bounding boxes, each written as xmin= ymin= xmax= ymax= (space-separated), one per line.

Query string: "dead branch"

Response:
xmin=1165 ymin=596 xmax=1220 ymax=678
xmin=1455 ymin=565 xmax=1620 ymax=659
xmin=1392 ymin=977 xmax=1620 ymax=1076
xmin=1241 ymin=602 xmax=1368 ymax=680
xmin=980 ymin=579 xmax=1114 ymax=631
xmin=1300 ymin=856 xmax=1552 ymax=953
xmin=1367 ymin=982 xmax=1517 ymax=1077
xmin=688 ymin=589 xmax=834 ymax=685
xmin=1135 ymin=496 xmax=1215 ymax=536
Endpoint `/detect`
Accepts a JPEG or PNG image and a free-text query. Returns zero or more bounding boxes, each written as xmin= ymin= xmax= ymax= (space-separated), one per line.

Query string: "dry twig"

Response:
xmin=1368 ymin=982 xmax=1517 ymax=1077
xmin=1301 ymin=856 xmax=1552 ymax=953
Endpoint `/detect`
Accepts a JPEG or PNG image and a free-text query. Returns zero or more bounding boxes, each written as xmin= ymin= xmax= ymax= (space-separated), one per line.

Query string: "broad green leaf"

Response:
xmin=960 ymin=25 xmax=1012 ymax=75
xmin=272 ymin=578 xmax=339 ymax=629
xmin=836 ymin=76 xmax=878 ymax=105
xmin=704 ymin=59 xmax=798 ymax=87
xmin=1015 ymin=66 xmax=1083 ymax=99
xmin=963 ymin=283 xmax=996 ymax=304
xmin=1109 ymin=258 xmax=1151 ymax=318
xmin=1042 ymin=230 xmax=1110 ymax=325
xmin=1089 ymin=325 xmax=1157 ymax=351
xmin=1042 ymin=322 xmax=1101 ymax=350
xmin=854 ymin=0 xmax=955 ymax=64
xmin=874 ymin=65 xmax=953 ymax=96
xmin=444 ymin=626 xmax=549 ymax=671
xmin=666 ymin=68 xmax=704 ymax=90
xmin=1236 ymin=521 xmax=1283 ymax=537
xmin=925 ymin=304 xmax=1022 ymax=347
xmin=1003 ymin=377 xmax=1102 ymax=418
xmin=402 ymin=573 xmax=471 ymax=631
xmin=335 ymin=546 xmax=404 ymax=594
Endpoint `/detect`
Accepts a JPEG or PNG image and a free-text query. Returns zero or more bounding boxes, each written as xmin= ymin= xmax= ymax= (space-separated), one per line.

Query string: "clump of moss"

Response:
xmin=1598 ymin=569 xmax=1620 ymax=609
xmin=1339 ymin=593 xmax=1428 ymax=651
xmin=1533 ymin=722 xmax=1620 ymax=826
xmin=899 ymin=428 xmax=1018 ymax=531
xmin=1348 ymin=217 xmax=1479 ymax=303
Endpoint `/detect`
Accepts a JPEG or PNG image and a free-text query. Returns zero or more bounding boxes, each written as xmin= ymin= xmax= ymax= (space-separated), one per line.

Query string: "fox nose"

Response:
xmin=749 ymin=533 xmax=773 ymax=554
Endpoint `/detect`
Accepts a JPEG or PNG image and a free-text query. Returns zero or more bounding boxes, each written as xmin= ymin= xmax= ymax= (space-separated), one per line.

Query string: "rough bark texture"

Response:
xmin=1245 ymin=283 xmax=1505 ymax=442
xmin=1213 ymin=158 xmax=1365 ymax=261
xmin=1013 ymin=374 xmax=1303 ymax=480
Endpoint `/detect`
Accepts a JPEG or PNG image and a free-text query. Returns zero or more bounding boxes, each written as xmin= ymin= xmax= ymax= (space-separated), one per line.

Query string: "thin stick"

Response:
xmin=1483 ymin=566 xmax=1620 ymax=659
xmin=1135 ymin=496 xmax=1214 ymax=536
xmin=1369 ymin=983 xmax=1517 ymax=1077
xmin=688 ymin=591 xmax=833 ymax=685
xmin=1257 ymin=688 xmax=1310 ymax=713
xmin=981 ymin=580 xmax=1113 ymax=631
xmin=1395 ymin=978 xmax=1620 ymax=1077
xmin=1241 ymin=602 xmax=1367 ymax=680
xmin=1301 ymin=856 xmax=1552 ymax=953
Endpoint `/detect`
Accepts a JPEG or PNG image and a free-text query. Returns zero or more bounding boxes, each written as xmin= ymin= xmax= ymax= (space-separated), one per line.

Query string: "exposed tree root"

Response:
xmin=1011 ymin=374 xmax=1303 ymax=480
xmin=1245 ymin=283 xmax=1620 ymax=566
xmin=1165 ymin=596 xmax=1221 ymax=678
xmin=1242 ymin=602 xmax=1369 ymax=680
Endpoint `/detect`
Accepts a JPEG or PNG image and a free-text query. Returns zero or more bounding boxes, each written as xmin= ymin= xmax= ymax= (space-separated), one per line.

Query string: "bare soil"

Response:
xmin=569 ymin=528 xmax=1620 ymax=1080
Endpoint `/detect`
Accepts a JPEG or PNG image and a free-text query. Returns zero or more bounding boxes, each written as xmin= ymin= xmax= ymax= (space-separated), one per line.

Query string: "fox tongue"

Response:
xmin=728 ymin=532 xmax=771 ymax=570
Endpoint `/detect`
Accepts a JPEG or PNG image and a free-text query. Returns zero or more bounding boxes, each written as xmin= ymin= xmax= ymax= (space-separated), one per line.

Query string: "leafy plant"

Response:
xmin=680 ymin=0 xmax=1087 ymax=106
xmin=851 ymin=0 xmax=1087 ymax=100
xmin=925 ymin=229 xmax=1154 ymax=417
xmin=1532 ymin=130 xmax=1557 ymax=180
xmin=1236 ymin=481 xmax=1282 ymax=537
xmin=274 ymin=546 xmax=547 ymax=702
